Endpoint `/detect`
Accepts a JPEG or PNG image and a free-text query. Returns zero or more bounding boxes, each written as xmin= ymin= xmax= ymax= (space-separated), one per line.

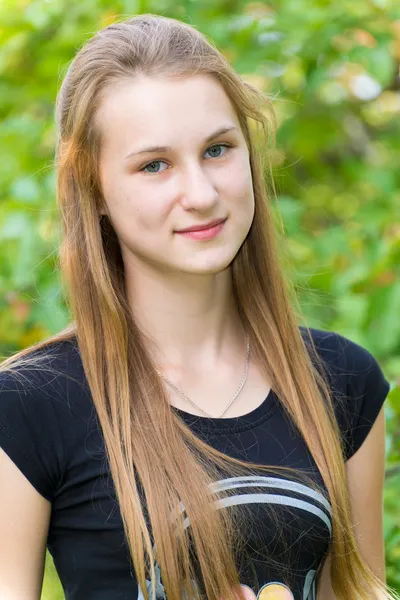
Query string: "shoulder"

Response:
xmin=299 ymin=326 xmax=391 ymax=461
xmin=0 ymin=335 xmax=87 ymax=407
xmin=0 ymin=336 xmax=88 ymax=500
xmin=0 ymin=334 xmax=91 ymax=446
xmin=299 ymin=325 xmax=389 ymax=387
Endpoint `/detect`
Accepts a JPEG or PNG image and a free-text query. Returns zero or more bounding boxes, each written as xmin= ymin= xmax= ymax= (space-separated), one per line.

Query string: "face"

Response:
xmin=97 ymin=73 xmax=255 ymax=277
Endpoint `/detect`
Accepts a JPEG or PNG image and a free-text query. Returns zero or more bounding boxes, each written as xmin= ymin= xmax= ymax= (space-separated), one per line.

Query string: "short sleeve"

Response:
xmin=0 ymin=367 xmax=65 ymax=501
xmin=329 ymin=333 xmax=391 ymax=461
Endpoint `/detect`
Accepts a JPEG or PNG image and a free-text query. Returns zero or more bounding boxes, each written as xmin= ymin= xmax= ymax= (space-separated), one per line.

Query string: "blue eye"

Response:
xmin=140 ymin=143 xmax=232 ymax=175
xmin=204 ymin=143 xmax=231 ymax=159
xmin=141 ymin=160 xmax=168 ymax=174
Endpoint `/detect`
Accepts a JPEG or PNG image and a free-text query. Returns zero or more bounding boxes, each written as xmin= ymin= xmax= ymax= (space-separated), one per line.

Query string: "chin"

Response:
xmin=177 ymin=250 xmax=238 ymax=275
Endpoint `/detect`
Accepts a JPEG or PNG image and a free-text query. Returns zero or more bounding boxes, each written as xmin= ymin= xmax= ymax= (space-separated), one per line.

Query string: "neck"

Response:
xmin=125 ymin=260 xmax=246 ymax=370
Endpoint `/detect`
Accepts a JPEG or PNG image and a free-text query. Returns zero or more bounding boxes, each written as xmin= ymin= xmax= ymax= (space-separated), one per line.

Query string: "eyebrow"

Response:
xmin=123 ymin=126 xmax=239 ymax=160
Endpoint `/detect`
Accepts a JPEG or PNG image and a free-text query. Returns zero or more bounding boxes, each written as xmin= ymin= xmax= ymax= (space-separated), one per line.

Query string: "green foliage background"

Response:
xmin=0 ymin=0 xmax=399 ymax=597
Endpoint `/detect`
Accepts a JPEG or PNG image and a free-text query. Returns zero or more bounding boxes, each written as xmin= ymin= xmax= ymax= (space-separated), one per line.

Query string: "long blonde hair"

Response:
xmin=1 ymin=14 xmax=397 ymax=600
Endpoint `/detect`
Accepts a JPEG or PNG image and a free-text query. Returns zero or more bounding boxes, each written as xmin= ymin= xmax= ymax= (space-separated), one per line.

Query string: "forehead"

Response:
xmin=96 ymin=73 xmax=240 ymax=153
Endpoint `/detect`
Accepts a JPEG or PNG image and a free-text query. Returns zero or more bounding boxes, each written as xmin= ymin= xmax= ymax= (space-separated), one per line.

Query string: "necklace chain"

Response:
xmin=155 ymin=335 xmax=251 ymax=418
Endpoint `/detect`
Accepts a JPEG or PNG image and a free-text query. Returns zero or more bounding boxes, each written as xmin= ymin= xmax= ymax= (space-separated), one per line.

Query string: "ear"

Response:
xmin=97 ymin=192 xmax=108 ymax=219
xmin=98 ymin=203 xmax=109 ymax=219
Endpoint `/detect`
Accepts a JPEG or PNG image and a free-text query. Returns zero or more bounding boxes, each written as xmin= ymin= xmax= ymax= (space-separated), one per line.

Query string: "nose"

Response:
xmin=179 ymin=164 xmax=219 ymax=212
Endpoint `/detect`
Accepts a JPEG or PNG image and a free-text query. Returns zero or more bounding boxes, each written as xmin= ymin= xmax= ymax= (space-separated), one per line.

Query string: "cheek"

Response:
xmin=117 ymin=207 xmax=164 ymax=247
xmin=220 ymin=157 xmax=254 ymax=205
xmin=105 ymin=183 xmax=166 ymax=237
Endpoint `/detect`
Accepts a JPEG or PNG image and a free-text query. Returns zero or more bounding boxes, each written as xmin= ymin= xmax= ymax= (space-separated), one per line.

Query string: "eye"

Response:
xmin=204 ymin=143 xmax=232 ymax=159
xmin=139 ymin=143 xmax=232 ymax=175
xmin=140 ymin=160 xmax=168 ymax=174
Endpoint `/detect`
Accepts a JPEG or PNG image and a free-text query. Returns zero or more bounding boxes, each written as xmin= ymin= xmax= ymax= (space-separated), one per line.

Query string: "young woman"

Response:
xmin=0 ymin=14 xmax=397 ymax=600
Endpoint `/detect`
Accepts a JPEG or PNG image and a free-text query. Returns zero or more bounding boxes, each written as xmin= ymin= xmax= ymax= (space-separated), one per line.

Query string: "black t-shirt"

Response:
xmin=0 ymin=327 xmax=390 ymax=600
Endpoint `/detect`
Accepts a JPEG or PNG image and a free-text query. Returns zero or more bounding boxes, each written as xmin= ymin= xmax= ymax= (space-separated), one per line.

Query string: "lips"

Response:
xmin=176 ymin=218 xmax=226 ymax=233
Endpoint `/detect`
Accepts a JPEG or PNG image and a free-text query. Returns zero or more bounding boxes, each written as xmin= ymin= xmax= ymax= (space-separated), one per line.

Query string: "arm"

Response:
xmin=0 ymin=447 xmax=51 ymax=599
xmin=317 ymin=406 xmax=387 ymax=598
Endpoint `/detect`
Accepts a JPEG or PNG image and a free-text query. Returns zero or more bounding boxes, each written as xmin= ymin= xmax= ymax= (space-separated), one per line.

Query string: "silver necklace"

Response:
xmin=155 ymin=335 xmax=251 ymax=418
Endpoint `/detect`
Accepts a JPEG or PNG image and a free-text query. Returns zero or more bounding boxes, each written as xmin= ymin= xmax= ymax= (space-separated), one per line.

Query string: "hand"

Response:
xmin=222 ymin=583 xmax=294 ymax=600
